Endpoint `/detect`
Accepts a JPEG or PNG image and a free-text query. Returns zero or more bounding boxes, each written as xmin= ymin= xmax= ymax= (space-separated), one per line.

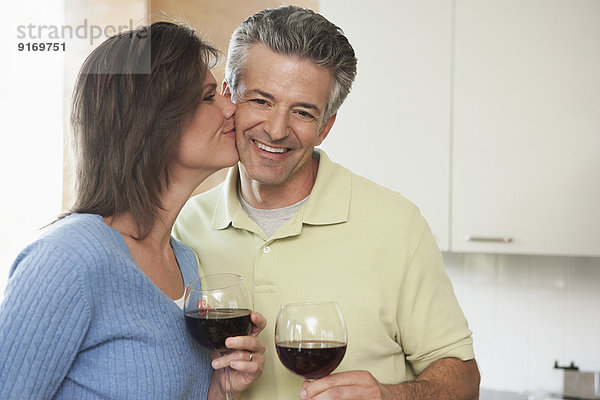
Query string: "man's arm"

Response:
xmin=300 ymin=357 xmax=480 ymax=400
xmin=389 ymin=358 xmax=480 ymax=399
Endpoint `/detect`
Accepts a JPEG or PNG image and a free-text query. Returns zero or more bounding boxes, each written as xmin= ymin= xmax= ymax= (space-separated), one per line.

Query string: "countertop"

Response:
xmin=481 ymin=388 xmax=564 ymax=400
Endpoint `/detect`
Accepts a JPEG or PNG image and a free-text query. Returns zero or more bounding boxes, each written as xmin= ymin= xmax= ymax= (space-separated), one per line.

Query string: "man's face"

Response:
xmin=230 ymin=44 xmax=336 ymax=189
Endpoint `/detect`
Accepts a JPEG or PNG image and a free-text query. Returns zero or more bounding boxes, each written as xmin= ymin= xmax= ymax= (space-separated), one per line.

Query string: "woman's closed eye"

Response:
xmin=203 ymin=93 xmax=216 ymax=103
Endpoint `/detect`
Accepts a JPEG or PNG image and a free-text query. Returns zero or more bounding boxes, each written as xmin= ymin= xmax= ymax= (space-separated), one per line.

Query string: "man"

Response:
xmin=174 ymin=5 xmax=480 ymax=399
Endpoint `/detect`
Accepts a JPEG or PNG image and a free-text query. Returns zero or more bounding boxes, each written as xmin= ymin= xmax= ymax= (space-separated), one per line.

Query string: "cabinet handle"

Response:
xmin=464 ymin=235 xmax=512 ymax=243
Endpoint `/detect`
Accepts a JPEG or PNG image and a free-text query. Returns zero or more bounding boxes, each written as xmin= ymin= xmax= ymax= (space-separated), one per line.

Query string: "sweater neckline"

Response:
xmin=88 ymin=213 xmax=186 ymax=303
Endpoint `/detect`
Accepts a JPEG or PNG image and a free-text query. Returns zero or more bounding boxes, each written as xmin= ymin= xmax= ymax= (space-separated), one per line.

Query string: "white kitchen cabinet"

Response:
xmin=451 ymin=0 xmax=600 ymax=256
xmin=319 ymin=0 xmax=452 ymax=250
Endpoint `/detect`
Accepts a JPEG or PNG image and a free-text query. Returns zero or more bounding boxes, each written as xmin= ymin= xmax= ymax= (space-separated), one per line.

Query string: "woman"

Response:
xmin=0 ymin=22 xmax=265 ymax=399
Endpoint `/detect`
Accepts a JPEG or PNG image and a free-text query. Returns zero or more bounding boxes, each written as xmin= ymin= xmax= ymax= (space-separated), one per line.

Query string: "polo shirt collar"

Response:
xmin=211 ymin=149 xmax=351 ymax=231
xmin=211 ymin=165 xmax=247 ymax=230
xmin=302 ymin=149 xmax=351 ymax=225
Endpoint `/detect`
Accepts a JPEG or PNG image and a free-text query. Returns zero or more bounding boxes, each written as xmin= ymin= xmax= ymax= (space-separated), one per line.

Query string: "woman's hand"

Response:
xmin=207 ymin=311 xmax=267 ymax=399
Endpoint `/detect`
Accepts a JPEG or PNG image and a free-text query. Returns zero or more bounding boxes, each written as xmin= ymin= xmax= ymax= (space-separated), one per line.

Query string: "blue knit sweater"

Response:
xmin=0 ymin=213 xmax=212 ymax=399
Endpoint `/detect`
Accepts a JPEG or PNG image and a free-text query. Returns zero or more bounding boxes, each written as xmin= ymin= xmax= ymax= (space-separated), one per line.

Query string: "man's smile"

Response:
xmin=253 ymin=140 xmax=290 ymax=154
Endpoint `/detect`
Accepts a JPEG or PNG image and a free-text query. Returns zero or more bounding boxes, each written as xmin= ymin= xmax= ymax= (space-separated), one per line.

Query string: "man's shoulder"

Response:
xmin=175 ymin=182 xmax=225 ymax=239
xmin=180 ymin=183 xmax=224 ymax=215
xmin=317 ymin=152 xmax=425 ymax=227
xmin=348 ymin=169 xmax=420 ymax=215
xmin=320 ymin=152 xmax=417 ymax=210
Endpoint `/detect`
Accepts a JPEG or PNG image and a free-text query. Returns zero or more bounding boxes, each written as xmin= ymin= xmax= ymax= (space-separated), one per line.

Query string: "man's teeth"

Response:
xmin=254 ymin=140 xmax=288 ymax=154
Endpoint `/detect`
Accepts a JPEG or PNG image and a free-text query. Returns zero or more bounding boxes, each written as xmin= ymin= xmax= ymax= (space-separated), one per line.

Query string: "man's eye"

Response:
xmin=296 ymin=110 xmax=315 ymax=119
xmin=250 ymin=98 xmax=269 ymax=106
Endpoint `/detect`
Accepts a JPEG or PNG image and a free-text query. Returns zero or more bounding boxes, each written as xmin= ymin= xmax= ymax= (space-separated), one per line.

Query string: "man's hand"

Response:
xmin=299 ymin=370 xmax=395 ymax=400
xmin=299 ymin=358 xmax=480 ymax=400
xmin=207 ymin=312 xmax=267 ymax=400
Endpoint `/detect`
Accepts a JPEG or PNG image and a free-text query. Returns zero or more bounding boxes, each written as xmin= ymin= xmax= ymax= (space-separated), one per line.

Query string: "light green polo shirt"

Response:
xmin=174 ymin=150 xmax=474 ymax=399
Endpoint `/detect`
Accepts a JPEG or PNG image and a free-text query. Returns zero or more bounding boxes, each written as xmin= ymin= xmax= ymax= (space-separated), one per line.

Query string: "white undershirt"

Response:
xmin=174 ymin=291 xmax=185 ymax=310
xmin=239 ymin=193 xmax=309 ymax=237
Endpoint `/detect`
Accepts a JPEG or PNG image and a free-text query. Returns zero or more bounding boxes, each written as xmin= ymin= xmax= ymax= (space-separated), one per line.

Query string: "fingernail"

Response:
xmin=211 ymin=360 xmax=220 ymax=369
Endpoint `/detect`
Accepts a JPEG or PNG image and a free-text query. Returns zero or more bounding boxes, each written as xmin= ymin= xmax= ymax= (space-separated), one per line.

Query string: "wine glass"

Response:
xmin=184 ymin=273 xmax=253 ymax=400
xmin=275 ymin=301 xmax=347 ymax=380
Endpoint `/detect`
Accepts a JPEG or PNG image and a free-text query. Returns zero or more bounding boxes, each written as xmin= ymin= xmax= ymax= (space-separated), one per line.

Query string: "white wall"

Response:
xmin=0 ymin=0 xmax=65 ymax=299
xmin=445 ymin=253 xmax=600 ymax=394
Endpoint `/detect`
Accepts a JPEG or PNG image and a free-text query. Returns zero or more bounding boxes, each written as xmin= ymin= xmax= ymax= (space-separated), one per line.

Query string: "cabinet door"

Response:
xmin=452 ymin=0 xmax=600 ymax=256
xmin=320 ymin=0 xmax=452 ymax=250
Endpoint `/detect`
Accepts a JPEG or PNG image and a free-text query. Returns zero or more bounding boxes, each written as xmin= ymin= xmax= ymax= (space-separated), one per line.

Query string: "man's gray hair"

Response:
xmin=225 ymin=5 xmax=357 ymax=122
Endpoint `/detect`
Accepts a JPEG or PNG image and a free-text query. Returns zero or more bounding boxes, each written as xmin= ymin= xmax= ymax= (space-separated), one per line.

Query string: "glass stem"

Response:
xmin=225 ymin=366 xmax=234 ymax=400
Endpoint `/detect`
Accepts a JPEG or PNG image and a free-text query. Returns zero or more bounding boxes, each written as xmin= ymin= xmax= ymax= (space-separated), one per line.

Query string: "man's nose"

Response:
xmin=264 ymin=109 xmax=288 ymax=141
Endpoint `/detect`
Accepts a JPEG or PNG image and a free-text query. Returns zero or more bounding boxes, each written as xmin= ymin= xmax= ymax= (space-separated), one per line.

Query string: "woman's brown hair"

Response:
xmin=68 ymin=22 xmax=219 ymax=238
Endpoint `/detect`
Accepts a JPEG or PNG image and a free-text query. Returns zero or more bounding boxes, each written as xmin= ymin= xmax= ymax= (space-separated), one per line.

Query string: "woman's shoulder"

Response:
xmin=43 ymin=212 xmax=107 ymax=237
xmin=43 ymin=213 xmax=120 ymax=249
xmin=10 ymin=214 xmax=120 ymax=277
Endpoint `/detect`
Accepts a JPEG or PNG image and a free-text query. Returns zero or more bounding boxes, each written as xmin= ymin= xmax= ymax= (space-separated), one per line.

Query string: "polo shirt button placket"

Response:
xmin=254 ymin=240 xmax=278 ymax=292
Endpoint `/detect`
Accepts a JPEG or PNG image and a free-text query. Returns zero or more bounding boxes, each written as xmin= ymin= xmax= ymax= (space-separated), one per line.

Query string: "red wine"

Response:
xmin=276 ymin=340 xmax=347 ymax=379
xmin=185 ymin=308 xmax=252 ymax=350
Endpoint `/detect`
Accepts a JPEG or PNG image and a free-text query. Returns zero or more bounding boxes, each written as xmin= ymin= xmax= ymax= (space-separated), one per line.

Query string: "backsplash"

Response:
xmin=443 ymin=253 xmax=600 ymax=394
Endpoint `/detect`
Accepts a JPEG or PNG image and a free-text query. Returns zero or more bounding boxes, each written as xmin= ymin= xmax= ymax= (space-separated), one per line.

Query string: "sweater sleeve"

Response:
xmin=0 ymin=240 xmax=92 ymax=399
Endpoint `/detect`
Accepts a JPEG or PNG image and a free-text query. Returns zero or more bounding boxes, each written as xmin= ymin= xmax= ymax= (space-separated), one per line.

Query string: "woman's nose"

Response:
xmin=219 ymin=94 xmax=236 ymax=119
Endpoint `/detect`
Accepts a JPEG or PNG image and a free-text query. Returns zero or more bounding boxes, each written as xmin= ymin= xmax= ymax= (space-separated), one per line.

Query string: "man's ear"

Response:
xmin=316 ymin=113 xmax=337 ymax=146
xmin=221 ymin=81 xmax=232 ymax=98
